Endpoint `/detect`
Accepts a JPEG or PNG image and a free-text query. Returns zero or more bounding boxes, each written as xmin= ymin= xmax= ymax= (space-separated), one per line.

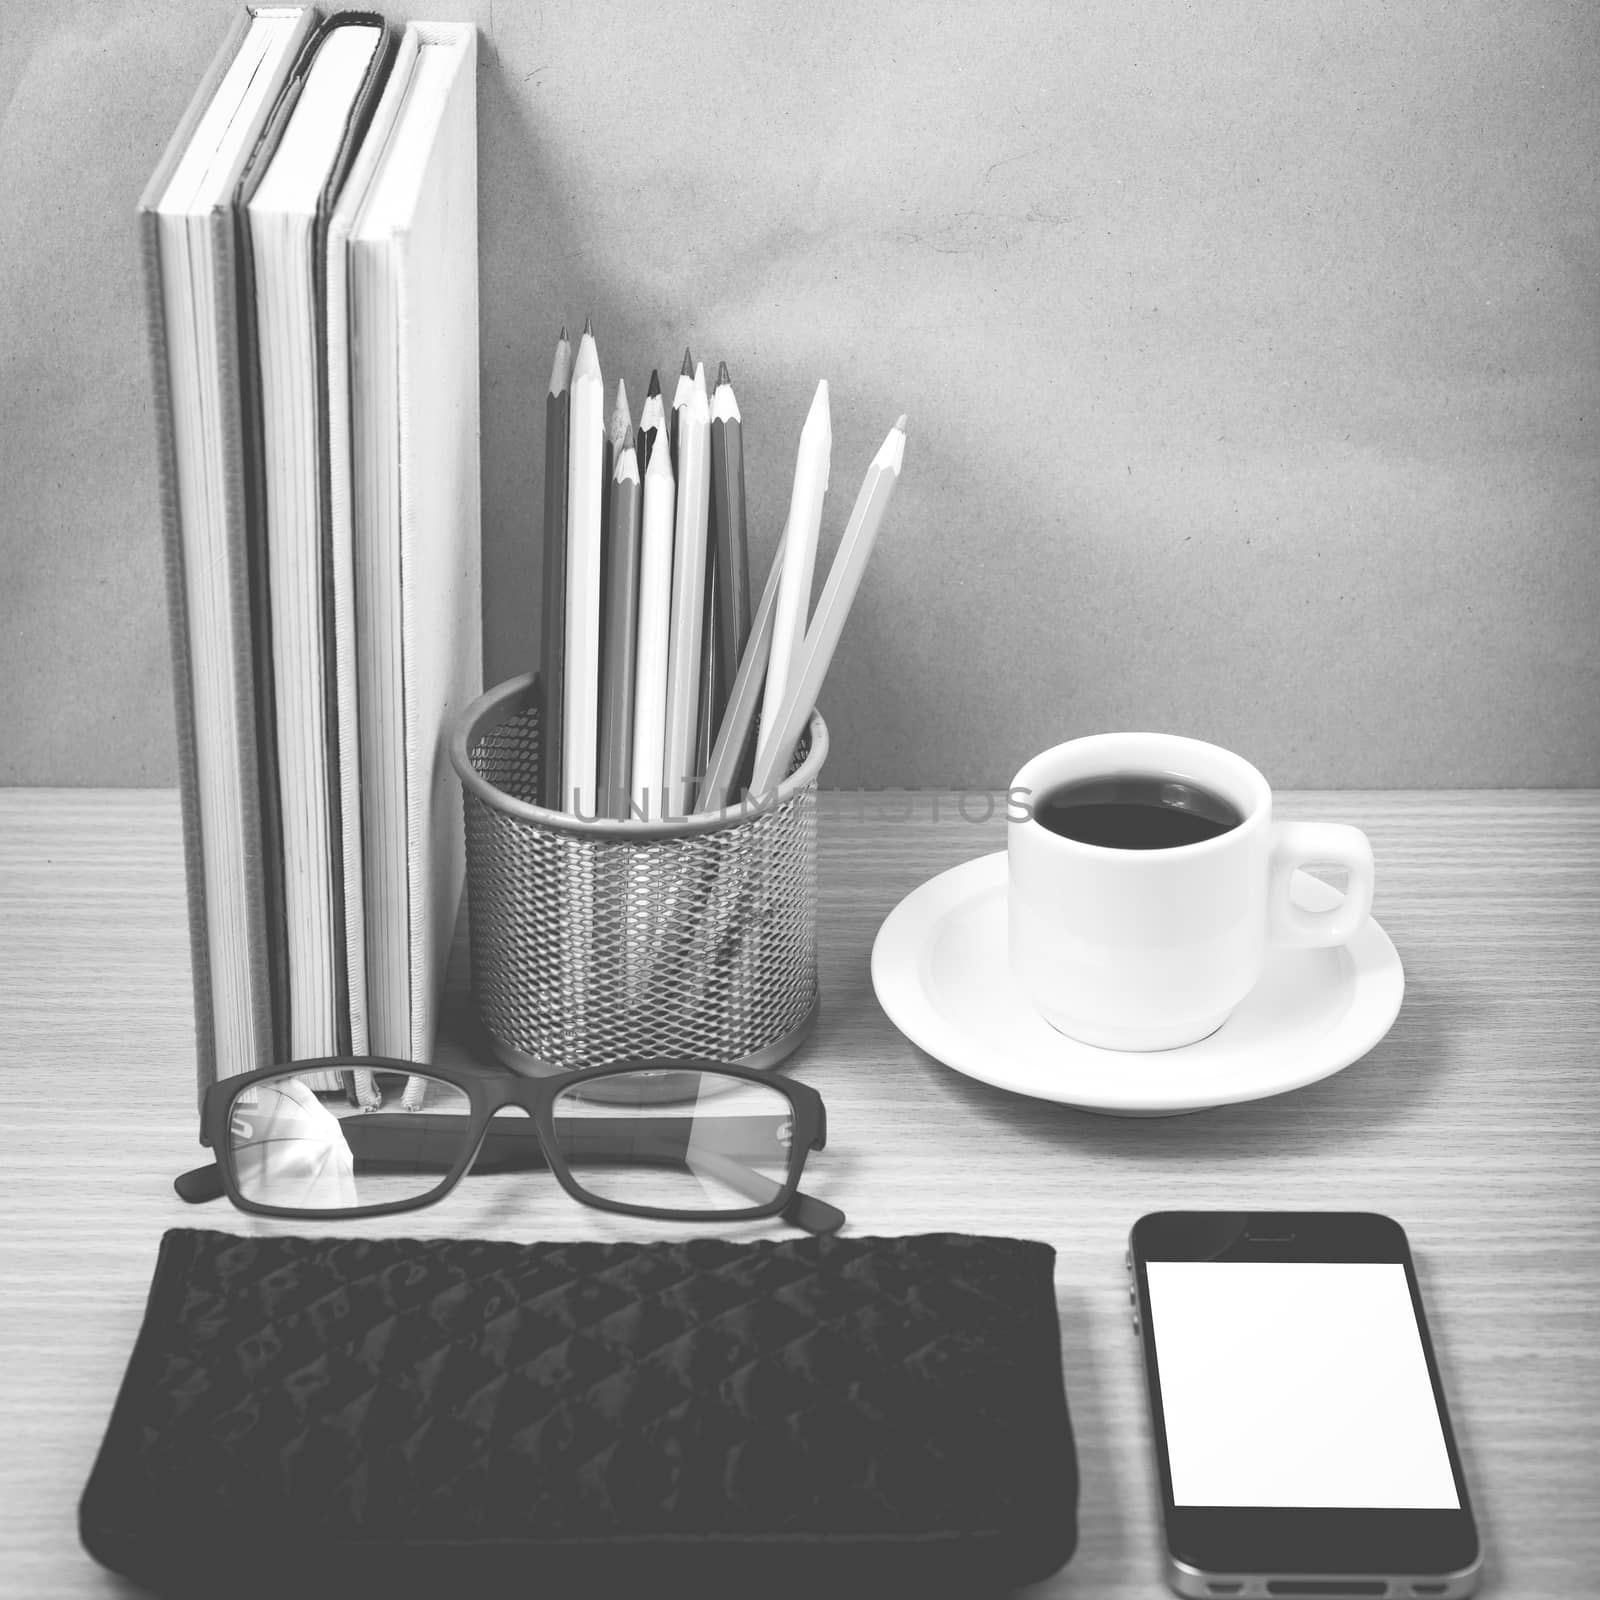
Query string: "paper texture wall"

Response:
xmin=2 ymin=0 xmax=1596 ymax=787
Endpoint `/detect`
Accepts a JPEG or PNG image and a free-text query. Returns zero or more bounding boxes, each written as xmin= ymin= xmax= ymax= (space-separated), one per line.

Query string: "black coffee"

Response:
xmin=1032 ymin=774 xmax=1244 ymax=849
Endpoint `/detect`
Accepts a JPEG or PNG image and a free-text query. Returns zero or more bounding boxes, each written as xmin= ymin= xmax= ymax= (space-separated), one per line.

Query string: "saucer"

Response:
xmin=870 ymin=851 xmax=1404 ymax=1116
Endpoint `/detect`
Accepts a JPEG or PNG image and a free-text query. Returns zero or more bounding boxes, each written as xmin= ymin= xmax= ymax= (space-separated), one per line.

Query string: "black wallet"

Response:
xmin=80 ymin=1229 xmax=1078 ymax=1598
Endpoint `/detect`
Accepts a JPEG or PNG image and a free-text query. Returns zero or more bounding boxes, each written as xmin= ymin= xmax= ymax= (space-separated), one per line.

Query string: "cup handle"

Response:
xmin=1267 ymin=821 xmax=1375 ymax=948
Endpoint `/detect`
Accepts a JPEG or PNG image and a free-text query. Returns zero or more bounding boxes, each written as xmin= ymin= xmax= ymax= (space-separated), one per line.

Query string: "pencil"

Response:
xmin=750 ymin=416 xmax=906 ymax=795
xmin=755 ymin=379 xmax=830 ymax=785
xmin=604 ymin=375 xmax=629 ymax=533
xmin=637 ymin=369 xmax=665 ymax=469
xmin=668 ymin=346 xmax=693 ymax=470
xmin=631 ymin=436 xmax=676 ymax=819
xmin=695 ymin=542 xmax=720 ymax=778
xmin=537 ymin=327 xmax=571 ymax=809
xmin=562 ymin=319 xmax=605 ymax=817
xmin=709 ymin=360 xmax=751 ymax=722
xmin=695 ymin=517 xmax=791 ymax=814
xmin=694 ymin=357 xmax=722 ymax=778
xmin=597 ymin=378 xmax=629 ymax=764
xmin=662 ymin=360 xmax=711 ymax=816
xmin=598 ymin=431 xmax=642 ymax=819
xmin=598 ymin=379 xmax=634 ymax=813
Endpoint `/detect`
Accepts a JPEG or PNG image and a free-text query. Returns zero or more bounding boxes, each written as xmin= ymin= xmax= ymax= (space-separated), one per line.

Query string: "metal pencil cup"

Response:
xmin=450 ymin=673 xmax=827 ymax=1075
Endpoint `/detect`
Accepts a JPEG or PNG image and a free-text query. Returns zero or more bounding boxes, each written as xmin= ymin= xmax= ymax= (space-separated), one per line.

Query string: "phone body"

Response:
xmin=1128 ymin=1211 xmax=1482 ymax=1599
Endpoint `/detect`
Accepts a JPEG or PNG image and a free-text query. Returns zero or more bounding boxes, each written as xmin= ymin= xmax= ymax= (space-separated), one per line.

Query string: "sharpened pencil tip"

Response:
xmin=716 ymin=360 xmax=731 ymax=387
xmin=548 ymin=335 xmax=572 ymax=393
xmin=680 ymin=348 xmax=694 ymax=376
xmin=608 ymin=379 xmax=632 ymax=445
xmin=647 ymin=369 xmax=661 ymax=398
xmin=894 ymin=414 xmax=907 ymax=433
xmin=559 ymin=325 xmax=567 ymax=341
xmin=583 ymin=315 xmax=594 ymax=336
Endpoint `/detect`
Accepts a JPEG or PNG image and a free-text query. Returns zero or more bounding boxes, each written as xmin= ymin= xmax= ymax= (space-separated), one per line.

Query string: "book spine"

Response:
xmin=134 ymin=8 xmax=260 ymax=1112
xmin=138 ymin=211 xmax=219 ymax=1114
xmin=396 ymin=29 xmax=480 ymax=1063
xmin=208 ymin=192 xmax=282 ymax=1085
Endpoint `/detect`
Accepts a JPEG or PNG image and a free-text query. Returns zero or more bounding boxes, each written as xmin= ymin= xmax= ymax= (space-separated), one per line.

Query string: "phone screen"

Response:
xmin=1145 ymin=1260 xmax=1459 ymax=1510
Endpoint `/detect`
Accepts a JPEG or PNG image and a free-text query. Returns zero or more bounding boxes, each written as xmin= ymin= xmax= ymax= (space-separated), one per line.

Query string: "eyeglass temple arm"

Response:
xmin=670 ymin=1146 xmax=844 ymax=1235
xmin=174 ymin=1163 xmax=226 ymax=1203
xmin=782 ymin=1191 xmax=846 ymax=1234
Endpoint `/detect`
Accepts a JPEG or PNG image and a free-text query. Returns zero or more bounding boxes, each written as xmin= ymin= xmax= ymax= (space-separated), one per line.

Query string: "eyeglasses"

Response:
xmin=174 ymin=1057 xmax=843 ymax=1234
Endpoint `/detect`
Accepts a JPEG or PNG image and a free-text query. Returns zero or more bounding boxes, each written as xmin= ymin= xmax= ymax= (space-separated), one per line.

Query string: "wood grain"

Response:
xmin=2 ymin=788 xmax=1597 ymax=1597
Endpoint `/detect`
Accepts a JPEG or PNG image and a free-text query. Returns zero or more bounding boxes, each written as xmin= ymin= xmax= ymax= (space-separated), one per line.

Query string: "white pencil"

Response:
xmin=561 ymin=321 xmax=605 ymax=817
xmin=668 ymin=346 xmax=694 ymax=466
xmin=695 ymin=517 xmax=791 ymax=813
xmin=662 ymin=361 xmax=711 ymax=816
xmin=756 ymin=379 xmax=830 ymax=781
xmin=631 ymin=436 xmax=676 ymax=819
xmin=750 ymin=417 xmax=906 ymax=795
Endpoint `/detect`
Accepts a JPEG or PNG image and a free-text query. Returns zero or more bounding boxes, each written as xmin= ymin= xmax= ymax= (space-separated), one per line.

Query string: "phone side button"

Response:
xmin=1131 ymin=1312 xmax=1140 ymax=1336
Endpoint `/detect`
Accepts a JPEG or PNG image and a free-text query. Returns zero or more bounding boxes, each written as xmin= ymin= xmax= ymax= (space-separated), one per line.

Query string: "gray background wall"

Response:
xmin=3 ymin=0 xmax=1596 ymax=790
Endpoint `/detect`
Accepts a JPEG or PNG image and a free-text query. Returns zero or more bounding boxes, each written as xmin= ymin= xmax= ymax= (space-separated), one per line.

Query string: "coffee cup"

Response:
xmin=1007 ymin=732 xmax=1375 ymax=1051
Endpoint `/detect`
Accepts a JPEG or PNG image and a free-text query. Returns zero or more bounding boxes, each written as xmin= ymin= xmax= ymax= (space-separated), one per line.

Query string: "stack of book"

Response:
xmin=139 ymin=7 xmax=480 ymax=1095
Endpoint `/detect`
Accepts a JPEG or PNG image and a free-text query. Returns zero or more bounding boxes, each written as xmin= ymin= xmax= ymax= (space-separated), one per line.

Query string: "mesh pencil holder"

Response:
xmin=450 ymin=672 xmax=827 ymax=1075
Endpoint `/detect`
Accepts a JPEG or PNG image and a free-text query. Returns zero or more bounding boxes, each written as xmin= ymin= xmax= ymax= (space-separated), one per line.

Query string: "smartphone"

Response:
xmin=1128 ymin=1212 xmax=1482 ymax=1599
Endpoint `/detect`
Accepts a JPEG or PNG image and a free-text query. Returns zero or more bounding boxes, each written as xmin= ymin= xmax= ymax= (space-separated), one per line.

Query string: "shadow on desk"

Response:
xmin=1021 ymin=1285 xmax=1153 ymax=1598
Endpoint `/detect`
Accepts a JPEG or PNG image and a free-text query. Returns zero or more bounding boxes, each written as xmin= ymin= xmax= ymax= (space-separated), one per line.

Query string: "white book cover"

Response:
xmin=140 ymin=5 xmax=319 ymax=1092
xmin=247 ymin=20 xmax=386 ymax=1060
xmin=326 ymin=26 xmax=416 ymax=1058
xmin=346 ymin=22 xmax=480 ymax=1061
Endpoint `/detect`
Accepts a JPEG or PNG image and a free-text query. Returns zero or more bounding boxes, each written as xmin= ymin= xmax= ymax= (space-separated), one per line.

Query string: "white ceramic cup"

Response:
xmin=1007 ymin=733 xmax=1375 ymax=1051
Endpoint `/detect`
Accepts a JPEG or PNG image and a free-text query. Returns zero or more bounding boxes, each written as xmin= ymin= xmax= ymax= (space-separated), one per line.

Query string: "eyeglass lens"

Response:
xmin=225 ymin=1067 xmax=800 ymax=1217
xmin=226 ymin=1068 xmax=472 ymax=1210
xmin=551 ymin=1070 xmax=798 ymax=1215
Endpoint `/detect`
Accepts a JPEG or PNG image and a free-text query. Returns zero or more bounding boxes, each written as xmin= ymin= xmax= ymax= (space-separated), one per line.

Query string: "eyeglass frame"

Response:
xmin=175 ymin=1055 xmax=843 ymax=1234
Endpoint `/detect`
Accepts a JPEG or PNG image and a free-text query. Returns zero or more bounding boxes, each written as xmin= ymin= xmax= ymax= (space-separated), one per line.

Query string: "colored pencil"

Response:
xmin=668 ymin=346 xmax=693 ymax=469
xmin=662 ymin=360 xmax=711 ymax=816
xmin=750 ymin=416 xmax=906 ymax=795
xmin=606 ymin=378 xmax=630 ymax=469
xmin=695 ymin=518 xmax=791 ymax=814
xmin=536 ymin=327 xmax=570 ymax=809
xmin=755 ymin=379 xmax=830 ymax=782
xmin=710 ymin=361 xmax=751 ymax=720
xmin=631 ymin=435 xmax=676 ymax=819
xmin=637 ymin=368 xmax=665 ymax=469
xmin=601 ymin=376 xmax=627 ymax=537
xmin=596 ymin=378 xmax=629 ymax=764
xmin=695 ymin=545 xmax=720 ymax=778
xmin=599 ymin=415 xmax=640 ymax=819
xmin=561 ymin=320 xmax=605 ymax=817
xmin=694 ymin=357 xmax=722 ymax=778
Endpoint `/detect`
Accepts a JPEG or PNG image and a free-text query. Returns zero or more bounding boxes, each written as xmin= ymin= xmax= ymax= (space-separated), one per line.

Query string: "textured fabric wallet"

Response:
xmin=80 ymin=1228 xmax=1077 ymax=1598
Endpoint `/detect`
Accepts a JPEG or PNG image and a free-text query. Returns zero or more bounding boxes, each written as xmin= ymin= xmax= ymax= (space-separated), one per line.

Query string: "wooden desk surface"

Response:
xmin=2 ymin=788 xmax=1597 ymax=1598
